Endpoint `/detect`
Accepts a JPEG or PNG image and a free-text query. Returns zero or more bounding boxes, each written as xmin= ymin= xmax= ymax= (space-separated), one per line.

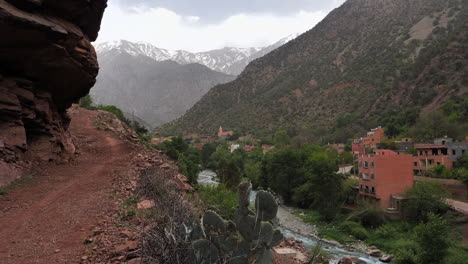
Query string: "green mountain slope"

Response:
xmin=158 ymin=0 xmax=467 ymax=140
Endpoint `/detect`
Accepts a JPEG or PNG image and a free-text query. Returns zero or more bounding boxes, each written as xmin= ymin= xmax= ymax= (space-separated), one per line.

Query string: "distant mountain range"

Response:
xmin=90 ymin=34 xmax=299 ymax=127
xmin=95 ymin=34 xmax=299 ymax=76
xmin=159 ymin=0 xmax=467 ymax=140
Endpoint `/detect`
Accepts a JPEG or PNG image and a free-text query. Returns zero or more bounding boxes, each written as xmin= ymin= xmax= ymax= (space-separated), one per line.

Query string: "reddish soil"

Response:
xmin=0 ymin=108 xmax=135 ymax=263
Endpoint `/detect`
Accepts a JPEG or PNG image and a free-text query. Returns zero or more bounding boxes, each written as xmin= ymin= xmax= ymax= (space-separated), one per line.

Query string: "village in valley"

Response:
xmin=151 ymin=125 xmax=468 ymax=219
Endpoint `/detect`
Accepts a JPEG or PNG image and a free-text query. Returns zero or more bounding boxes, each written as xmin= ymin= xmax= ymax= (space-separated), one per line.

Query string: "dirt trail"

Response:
xmin=0 ymin=108 xmax=134 ymax=263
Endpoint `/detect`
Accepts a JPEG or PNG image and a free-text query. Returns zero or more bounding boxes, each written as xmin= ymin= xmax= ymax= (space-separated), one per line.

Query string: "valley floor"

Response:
xmin=0 ymin=108 xmax=135 ymax=263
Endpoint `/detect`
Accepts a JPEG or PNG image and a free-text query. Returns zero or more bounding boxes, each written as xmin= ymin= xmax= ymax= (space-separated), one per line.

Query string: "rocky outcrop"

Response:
xmin=0 ymin=0 xmax=107 ymax=186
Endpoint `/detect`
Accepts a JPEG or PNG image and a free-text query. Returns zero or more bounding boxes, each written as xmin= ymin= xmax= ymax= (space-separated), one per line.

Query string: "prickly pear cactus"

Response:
xmin=191 ymin=182 xmax=284 ymax=264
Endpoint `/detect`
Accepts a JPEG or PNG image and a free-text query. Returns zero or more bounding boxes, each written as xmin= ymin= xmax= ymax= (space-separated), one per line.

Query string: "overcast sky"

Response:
xmin=97 ymin=0 xmax=346 ymax=52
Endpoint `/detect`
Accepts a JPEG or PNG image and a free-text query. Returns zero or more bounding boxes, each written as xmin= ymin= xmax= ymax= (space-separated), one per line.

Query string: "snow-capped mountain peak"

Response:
xmin=95 ymin=33 xmax=299 ymax=75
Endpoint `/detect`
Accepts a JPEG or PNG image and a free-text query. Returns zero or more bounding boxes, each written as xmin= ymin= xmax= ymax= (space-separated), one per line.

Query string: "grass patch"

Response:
xmin=294 ymin=209 xmax=357 ymax=244
xmin=123 ymin=196 xmax=139 ymax=207
xmin=297 ymin=208 xmax=468 ymax=263
xmin=197 ymin=184 xmax=238 ymax=219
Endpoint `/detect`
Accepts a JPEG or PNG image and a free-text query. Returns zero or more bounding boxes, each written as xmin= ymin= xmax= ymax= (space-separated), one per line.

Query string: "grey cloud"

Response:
xmin=115 ymin=0 xmax=342 ymax=22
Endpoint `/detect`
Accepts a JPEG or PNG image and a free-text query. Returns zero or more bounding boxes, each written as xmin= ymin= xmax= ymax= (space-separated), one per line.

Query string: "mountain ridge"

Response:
xmin=95 ymin=33 xmax=299 ymax=75
xmin=90 ymin=50 xmax=236 ymax=127
xmin=158 ymin=0 xmax=467 ymax=140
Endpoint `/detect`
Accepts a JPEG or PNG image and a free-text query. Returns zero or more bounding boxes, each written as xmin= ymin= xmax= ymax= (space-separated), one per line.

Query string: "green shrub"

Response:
xmin=347 ymin=204 xmax=386 ymax=228
xmin=444 ymin=246 xmax=468 ymax=264
xmin=351 ymin=227 xmax=369 ymax=240
xmin=394 ymin=248 xmax=416 ymax=264
xmin=197 ymin=184 xmax=238 ymax=219
xmin=392 ymin=238 xmax=418 ymax=252
xmin=340 ymin=221 xmax=362 ymax=233
xmin=360 ymin=207 xmax=386 ymax=228
xmin=97 ymin=105 xmax=130 ymax=125
xmin=79 ymin=94 xmax=93 ymax=109
xmin=375 ymin=224 xmax=398 ymax=239
xmin=310 ymin=244 xmax=330 ymax=264
xmin=123 ymin=196 xmax=139 ymax=207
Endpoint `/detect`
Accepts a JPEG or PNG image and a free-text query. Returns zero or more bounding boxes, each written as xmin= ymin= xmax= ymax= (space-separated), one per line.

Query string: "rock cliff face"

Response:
xmin=0 ymin=0 xmax=107 ymax=186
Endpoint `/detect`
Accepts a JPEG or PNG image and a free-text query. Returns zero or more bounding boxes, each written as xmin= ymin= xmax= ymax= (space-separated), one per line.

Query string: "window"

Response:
xmin=414 ymin=162 xmax=418 ymax=166
xmin=463 ymin=150 xmax=466 ymax=154
xmin=371 ymin=162 xmax=374 ymax=167
xmin=360 ymin=185 xmax=363 ymax=191
xmin=452 ymin=150 xmax=456 ymax=155
xmin=437 ymin=162 xmax=441 ymax=165
xmin=371 ymin=174 xmax=375 ymax=179
xmin=371 ymin=187 xmax=375 ymax=194
xmin=364 ymin=161 xmax=368 ymax=168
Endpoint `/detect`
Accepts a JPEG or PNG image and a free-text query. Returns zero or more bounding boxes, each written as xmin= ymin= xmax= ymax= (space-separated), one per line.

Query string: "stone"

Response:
xmin=350 ymin=257 xmax=367 ymax=264
xmin=127 ymin=258 xmax=142 ymax=264
xmin=137 ymin=200 xmax=155 ymax=209
xmin=295 ymin=251 xmax=308 ymax=262
xmin=114 ymin=240 xmax=138 ymax=254
xmin=366 ymin=249 xmax=382 ymax=257
xmin=285 ymin=237 xmax=295 ymax=247
xmin=379 ymin=255 xmax=393 ymax=263
xmin=273 ymin=247 xmax=297 ymax=257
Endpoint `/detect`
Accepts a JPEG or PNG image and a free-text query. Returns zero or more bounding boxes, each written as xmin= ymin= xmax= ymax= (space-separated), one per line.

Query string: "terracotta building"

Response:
xmin=358 ymin=150 xmax=414 ymax=209
xmin=352 ymin=141 xmax=366 ymax=154
xmin=353 ymin=127 xmax=385 ymax=153
xmin=413 ymin=139 xmax=468 ymax=173
xmin=362 ymin=127 xmax=385 ymax=148
xmin=218 ymin=126 xmax=234 ymax=139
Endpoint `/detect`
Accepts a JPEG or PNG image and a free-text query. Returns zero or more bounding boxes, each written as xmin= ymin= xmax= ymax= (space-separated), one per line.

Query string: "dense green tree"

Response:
xmin=408 ymin=110 xmax=467 ymax=141
xmin=273 ymin=130 xmax=290 ymax=148
xmin=158 ymin=136 xmax=189 ymax=160
xmin=218 ymin=159 xmax=241 ymax=190
xmin=244 ymin=160 xmax=262 ymax=188
xmin=201 ymin=143 xmax=217 ymax=168
xmin=210 ymin=144 xmax=230 ymax=170
xmin=178 ymin=148 xmax=202 ymax=184
xmin=403 ymin=182 xmax=450 ymax=222
xmin=262 ymin=148 xmax=306 ymax=202
xmin=414 ymin=213 xmax=450 ymax=264
xmin=293 ymin=152 xmax=342 ymax=220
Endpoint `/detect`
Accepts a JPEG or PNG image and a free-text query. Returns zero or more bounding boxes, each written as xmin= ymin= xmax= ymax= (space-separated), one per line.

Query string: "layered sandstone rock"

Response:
xmin=0 ymin=0 xmax=107 ymax=186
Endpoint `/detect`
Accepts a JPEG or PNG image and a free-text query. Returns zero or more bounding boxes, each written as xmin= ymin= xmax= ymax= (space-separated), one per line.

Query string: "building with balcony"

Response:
xmin=358 ymin=149 xmax=414 ymax=209
xmin=413 ymin=139 xmax=468 ymax=172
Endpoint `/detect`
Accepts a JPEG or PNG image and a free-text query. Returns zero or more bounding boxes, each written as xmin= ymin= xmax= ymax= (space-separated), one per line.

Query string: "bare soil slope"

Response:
xmin=0 ymin=107 xmax=135 ymax=263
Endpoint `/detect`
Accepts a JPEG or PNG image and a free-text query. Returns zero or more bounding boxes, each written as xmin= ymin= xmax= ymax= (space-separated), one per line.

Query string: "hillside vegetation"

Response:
xmin=159 ymin=0 xmax=467 ymax=141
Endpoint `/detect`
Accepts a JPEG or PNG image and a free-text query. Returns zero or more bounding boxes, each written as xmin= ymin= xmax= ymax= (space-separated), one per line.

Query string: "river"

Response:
xmin=197 ymin=170 xmax=385 ymax=264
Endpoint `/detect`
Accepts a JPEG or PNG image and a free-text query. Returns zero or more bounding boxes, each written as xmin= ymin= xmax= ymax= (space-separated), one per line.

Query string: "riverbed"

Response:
xmin=197 ymin=170 xmax=384 ymax=264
